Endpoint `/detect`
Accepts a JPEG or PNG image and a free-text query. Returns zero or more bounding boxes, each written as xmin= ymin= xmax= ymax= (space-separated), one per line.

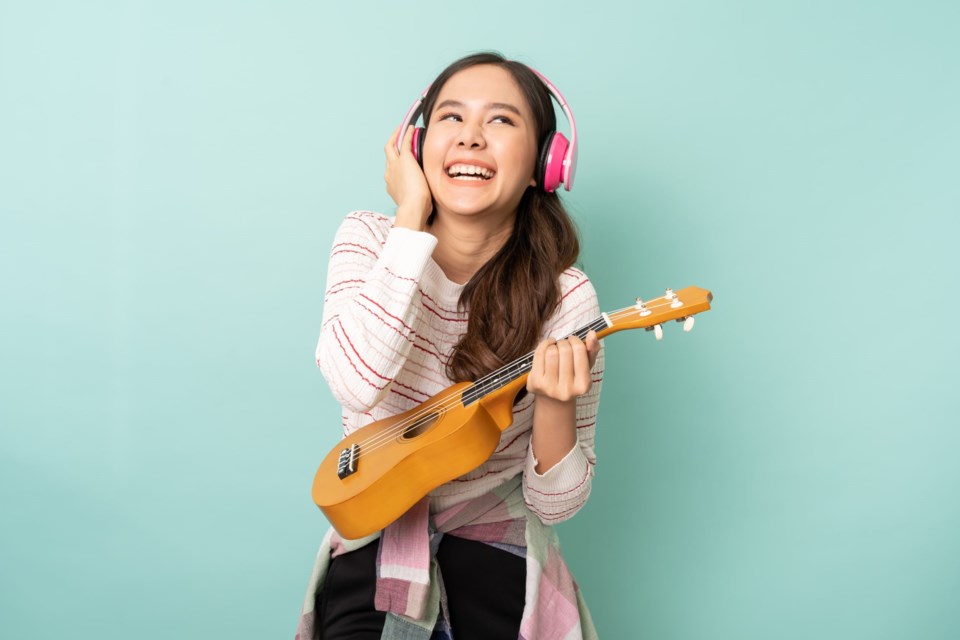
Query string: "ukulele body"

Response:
xmin=312 ymin=379 xmax=525 ymax=539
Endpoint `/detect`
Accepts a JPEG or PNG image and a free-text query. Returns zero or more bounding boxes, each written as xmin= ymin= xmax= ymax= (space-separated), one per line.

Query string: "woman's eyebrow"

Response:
xmin=435 ymin=99 xmax=522 ymax=116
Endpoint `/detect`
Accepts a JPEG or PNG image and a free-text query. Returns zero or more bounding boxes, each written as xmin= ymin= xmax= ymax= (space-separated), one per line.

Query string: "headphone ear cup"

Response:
xmin=537 ymin=132 xmax=555 ymax=192
xmin=413 ymin=127 xmax=426 ymax=168
xmin=540 ymin=132 xmax=569 ymax=193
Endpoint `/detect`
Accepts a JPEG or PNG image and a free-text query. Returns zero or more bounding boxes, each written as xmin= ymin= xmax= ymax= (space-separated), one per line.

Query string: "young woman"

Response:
xmin=297 ymin=52 xmax=604 ymax=640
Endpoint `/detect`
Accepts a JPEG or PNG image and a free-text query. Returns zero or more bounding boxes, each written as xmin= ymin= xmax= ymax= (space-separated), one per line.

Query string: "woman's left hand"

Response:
xmin=526 ymin=331 xmax=600 ymax=403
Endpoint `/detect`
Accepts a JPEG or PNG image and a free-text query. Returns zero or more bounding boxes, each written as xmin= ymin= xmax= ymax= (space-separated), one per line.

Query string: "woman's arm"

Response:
xmin=522 ymin=272 xmax=605 ymax=524
xmin=315 ymin=211 xmax=437 ymax=415
xmin=527 ymin=332 xmax=600 ymax=473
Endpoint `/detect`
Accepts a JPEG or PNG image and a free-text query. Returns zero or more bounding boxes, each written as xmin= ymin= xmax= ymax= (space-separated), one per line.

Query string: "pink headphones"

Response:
xmin=396 ymin=66 xmax=579 ymax=193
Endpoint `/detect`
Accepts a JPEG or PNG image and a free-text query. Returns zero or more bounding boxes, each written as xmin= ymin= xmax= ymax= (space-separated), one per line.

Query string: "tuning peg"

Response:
xmin=665 ymin=288 xmax=683 ymax=308
xmin=683 ymin=316 xmax=695 ymax=332
xmin=634 ymin=297 xmax=651 ymax=317
xmin=650 ymin=323 xmax=663 ymax=340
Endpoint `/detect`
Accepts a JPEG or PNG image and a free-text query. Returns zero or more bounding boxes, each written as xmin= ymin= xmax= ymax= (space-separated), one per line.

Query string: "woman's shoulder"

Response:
xmin=543 ymin=266 xmax=600 ymax=335
xmin=334 ymin=210 xmax=394 ymax=242
xmin=558 ymin=266 xmax=598 ymax=301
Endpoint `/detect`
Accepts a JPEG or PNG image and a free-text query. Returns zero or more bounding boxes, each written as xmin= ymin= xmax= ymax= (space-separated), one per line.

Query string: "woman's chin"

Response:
xmin=433 ymin=203 xmax=488 ymax=218
xmin=433 ymin=192 xmax=496 ymax=217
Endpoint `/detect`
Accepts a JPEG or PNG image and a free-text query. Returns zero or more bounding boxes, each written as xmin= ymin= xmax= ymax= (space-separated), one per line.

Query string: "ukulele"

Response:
xmin=313 ymin=285 xmax=713 ymax=539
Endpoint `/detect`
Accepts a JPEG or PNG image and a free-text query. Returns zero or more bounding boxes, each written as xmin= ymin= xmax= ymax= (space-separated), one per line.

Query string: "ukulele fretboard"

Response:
xmin=461 ymin=315 xmax=609 ymax=406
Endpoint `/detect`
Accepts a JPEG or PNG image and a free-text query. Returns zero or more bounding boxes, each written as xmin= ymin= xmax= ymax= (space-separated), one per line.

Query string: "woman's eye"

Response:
xmin=436 ymin=113 xmax=514 ymax=125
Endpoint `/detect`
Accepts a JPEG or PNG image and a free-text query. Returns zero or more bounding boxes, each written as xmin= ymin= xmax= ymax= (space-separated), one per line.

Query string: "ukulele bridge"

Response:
xmin=337 ymin=444 xmax=360 ymax=479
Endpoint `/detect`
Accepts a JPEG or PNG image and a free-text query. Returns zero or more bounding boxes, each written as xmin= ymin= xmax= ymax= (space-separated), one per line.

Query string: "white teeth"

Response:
xmin=446 ymin=163 xmax=495 ymax=179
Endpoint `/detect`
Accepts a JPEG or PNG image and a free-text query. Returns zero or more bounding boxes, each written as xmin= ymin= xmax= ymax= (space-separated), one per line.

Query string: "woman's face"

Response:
xmin=421 ymin=64 xmax=540 ymax=221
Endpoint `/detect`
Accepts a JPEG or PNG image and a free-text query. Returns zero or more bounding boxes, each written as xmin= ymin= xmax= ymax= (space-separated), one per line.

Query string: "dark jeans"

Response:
xmin=314 ymin=534 xmax=526 ymax=640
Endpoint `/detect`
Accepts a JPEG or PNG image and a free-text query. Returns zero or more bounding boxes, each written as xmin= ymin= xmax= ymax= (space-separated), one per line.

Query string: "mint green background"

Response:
xmin=2 ymin=1 xmax=958 ymax=638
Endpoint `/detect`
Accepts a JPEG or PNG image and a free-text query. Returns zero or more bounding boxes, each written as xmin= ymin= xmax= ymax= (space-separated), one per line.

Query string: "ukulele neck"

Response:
xmin=460 ymin=315 xmax=610 ymax=406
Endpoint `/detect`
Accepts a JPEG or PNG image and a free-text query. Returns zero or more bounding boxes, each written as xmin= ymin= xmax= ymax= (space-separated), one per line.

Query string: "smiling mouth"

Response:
xmin=446 ymin=163 xmax=496 ymax=181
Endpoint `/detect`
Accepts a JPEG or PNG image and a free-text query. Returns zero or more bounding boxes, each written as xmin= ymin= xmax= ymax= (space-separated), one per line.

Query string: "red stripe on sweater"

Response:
xmin=415 ymin=333 xmax=449 ymax=359
xmin=331 ymin=248 xmax=378 ymax=261
xmin=351 ymin=210 xmax=389 ymax=221
xmin=384 ymin=266 xmax=417 ymax=284
xmin=346 ymin=212 xmax=388 ymax=240
xmin=331 ymin=321 xmax=385 ymax=390
xmin=389 ymin=388 xmax=423 ymax=405
xmin=326 ymin=284 xmax=360 ymax=300
xmin=391 ymin=379 xmax=431 ymax=399
xmin=335 ymin=304 xmax=446 ymax=367
xmin=525 ymin=462 xmax=591 ymax=497
xmin=327 ymin=277 xmax=366 ymax=291
xmin=561 ymin=279 xmax=590 ymax=303
xmin=354 ymin=298 xmax=413 ymax=345
xmin=419 ymin=288 xmax=463 ymax=315
xmin=335 ymin=320 xmax=395 ymax=383
xmin=412 ymin=341 xmax=449 ymax=365
xmin=359 ymin=294 xmax=414 ymax=333
xmin=332 ymin=241 xmax=378 ymax=258
xmin=495 ymin=431 xmax=528 ymax=453
xmin=422 ymin=300 xmax=469 ymax=323
xmin=523 ymin=502 xmax=582 ymax=521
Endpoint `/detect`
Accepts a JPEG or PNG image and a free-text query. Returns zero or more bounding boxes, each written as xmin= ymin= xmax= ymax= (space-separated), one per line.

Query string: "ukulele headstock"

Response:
xmin=601 ymin=286 xmax=713 ymax=340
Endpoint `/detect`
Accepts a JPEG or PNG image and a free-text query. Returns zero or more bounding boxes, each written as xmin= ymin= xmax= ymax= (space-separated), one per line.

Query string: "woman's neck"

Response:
xmin=427 ymin=209 xmax=515 ymax=285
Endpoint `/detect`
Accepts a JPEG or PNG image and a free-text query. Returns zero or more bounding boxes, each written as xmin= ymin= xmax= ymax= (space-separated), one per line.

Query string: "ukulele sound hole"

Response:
xmin=400 ymin=412 xmax=439 ymax=440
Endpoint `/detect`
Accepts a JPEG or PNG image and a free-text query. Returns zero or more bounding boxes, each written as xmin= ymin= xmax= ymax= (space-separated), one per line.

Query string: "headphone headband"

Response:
xmin=395 ymin=65 xmax=578 ymax=192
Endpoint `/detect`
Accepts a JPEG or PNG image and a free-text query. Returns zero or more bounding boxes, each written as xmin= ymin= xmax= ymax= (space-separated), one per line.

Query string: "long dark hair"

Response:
xmin=421 ymin=52 xmax=580 ymax=383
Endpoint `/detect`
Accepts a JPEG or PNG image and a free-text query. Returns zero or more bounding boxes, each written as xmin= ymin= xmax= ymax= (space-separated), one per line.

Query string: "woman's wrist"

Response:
xmin=530 ymin=395 xmax=578 ymax=474
xmin=394 ymin=201 xmax=432 ymax=231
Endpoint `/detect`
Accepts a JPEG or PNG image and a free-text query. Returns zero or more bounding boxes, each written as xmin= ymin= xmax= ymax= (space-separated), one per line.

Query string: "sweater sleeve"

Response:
xmin=522 ymin=271 xmax=604 ymax=525
xmin=315 ymin=211 xmax=438 ymax=414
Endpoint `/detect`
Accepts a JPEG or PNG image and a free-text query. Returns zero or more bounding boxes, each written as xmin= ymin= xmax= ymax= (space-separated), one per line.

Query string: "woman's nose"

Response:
xmin=455 ymin=120 xmax=485 ymax=148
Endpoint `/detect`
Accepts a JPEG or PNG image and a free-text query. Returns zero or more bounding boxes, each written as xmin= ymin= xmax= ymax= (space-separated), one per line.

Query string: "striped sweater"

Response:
xmin=315 ymin=210 xmax=604 ymax=520
xmin=299 ymin=210 xmax=604 ymax=639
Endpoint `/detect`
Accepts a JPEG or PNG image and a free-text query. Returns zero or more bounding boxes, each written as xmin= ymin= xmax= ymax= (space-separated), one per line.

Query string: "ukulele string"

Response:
xmin=347 ymin=299 xmax=675 ymax=461
xmin=348 ymin=301 xmax=667 ymax=462
xmin=346 ymin=297 xmax=678 ymax=460
xmin=346 ymin=305 xmax=632 ymax=456
xmin=342 ymin=314 xmax=611 ymax=460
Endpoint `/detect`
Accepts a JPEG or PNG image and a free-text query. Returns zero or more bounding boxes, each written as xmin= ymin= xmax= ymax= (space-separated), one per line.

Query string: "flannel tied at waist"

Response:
xmin=296 ymin=475 xmax=598 ymax=640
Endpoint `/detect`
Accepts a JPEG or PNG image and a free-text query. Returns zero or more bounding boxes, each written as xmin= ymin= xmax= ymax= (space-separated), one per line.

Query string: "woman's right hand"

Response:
xmin=384 ymin=125 xmax=433 ymax=231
